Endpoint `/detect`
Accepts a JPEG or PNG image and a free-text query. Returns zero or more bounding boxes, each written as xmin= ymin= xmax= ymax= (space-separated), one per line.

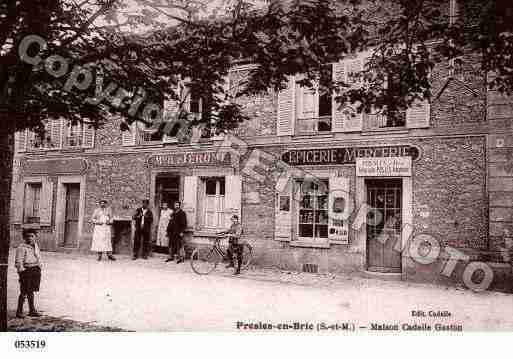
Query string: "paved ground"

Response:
xmin=6 ymin=250 xmax=513 ymax=331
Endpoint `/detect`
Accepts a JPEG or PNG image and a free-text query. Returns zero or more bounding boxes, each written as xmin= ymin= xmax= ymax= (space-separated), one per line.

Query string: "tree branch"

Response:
xmin=61 ymin=0 xmax=118 ymax=47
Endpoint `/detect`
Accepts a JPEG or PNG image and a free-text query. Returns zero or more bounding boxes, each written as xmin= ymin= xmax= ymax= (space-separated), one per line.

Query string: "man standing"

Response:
xmin=166 ymin=201 xmax=187 ymax=263
xmin=132 ymin=199 xmax=153 ymax=260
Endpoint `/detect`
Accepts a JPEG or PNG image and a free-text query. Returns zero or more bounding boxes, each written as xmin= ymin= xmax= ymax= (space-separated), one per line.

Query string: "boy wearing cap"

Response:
xmin=15 ymin=228 xmax=42 ymax=318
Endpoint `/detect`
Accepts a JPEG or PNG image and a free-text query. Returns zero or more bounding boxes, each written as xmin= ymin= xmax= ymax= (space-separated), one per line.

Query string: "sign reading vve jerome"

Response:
xmin=148 ymin=151 xmax=230 ymax=167
xmin=282 ymin=145 xmax=419 ymax=166
xmin=356 ymin=157 xmax=412 ymax=177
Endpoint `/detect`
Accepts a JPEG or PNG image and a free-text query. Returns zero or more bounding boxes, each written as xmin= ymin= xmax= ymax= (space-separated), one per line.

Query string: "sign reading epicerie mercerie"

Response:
xmin=356 ymin=157 xmax=412 ymax=177
xmin=148 ymin=151 xmax=229 ymax=167
xmin=281 ymin=145 xmax=419 ymax=166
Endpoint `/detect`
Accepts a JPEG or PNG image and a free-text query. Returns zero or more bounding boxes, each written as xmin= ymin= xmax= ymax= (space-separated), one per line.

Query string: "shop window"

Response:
xmin=296 ymin=179 xmax=329 ymax=241
xmin=24 ymin=183 xmax=42 ymax=224
xmin=202 ymin=177 xmax=226 ymax=229
xmin=296 ymin=65 xmax=332 ymax=135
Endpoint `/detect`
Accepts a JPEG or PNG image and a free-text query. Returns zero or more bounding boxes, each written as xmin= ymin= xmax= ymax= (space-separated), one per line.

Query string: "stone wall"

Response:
xmin=413 ymin=136 xmax=487 ymax=249
xmin=487 ymin=90 xmax=513 ymax=256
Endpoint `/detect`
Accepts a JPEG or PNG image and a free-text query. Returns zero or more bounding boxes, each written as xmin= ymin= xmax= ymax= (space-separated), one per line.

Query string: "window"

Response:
xmin=27 ymin=118 xmax=62 ymax=150
xmin=24 ymin=183 xmax=42 ymax=224
xmin=65 ymin=122 xmax=82 ymax=147
xmin=296 ymin=179 xmax=329 ymax=241
xmin=29 ymin=131 xmax=54 ymax=149
xmin=202 ymin=177 xmax=226 ymax=229
xmin=24 ymin=118 xmax=94 ymax=150
xmin=296 ymin=66 xmax=332 ymax=134
xmin=189 ymin=89 xmax=219 ymax=140
xmin=138 ymin=86 xmax=211 ymax=144
xmin=364 ymin=72 xmax=407 ymax=130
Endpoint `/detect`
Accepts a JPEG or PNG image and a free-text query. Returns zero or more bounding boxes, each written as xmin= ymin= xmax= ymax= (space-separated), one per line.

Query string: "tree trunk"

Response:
xmin=0 ymin=112 xmax=14 ymax=330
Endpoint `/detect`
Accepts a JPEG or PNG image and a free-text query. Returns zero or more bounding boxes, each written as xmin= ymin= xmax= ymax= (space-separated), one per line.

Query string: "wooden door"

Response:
xmin=63 ymin=184 xmax=80 ymax=247
xmin=366 ymin=179 xmax=402 ymax=273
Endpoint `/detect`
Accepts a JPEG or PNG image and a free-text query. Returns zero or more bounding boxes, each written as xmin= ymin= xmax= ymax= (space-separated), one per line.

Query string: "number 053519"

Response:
xmin=14 ymin=339 xmax=46 ymax=349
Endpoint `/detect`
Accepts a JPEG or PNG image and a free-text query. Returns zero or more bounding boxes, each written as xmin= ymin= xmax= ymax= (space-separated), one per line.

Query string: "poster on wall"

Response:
xmin=328 ymin=176 xmax=350 ymax=244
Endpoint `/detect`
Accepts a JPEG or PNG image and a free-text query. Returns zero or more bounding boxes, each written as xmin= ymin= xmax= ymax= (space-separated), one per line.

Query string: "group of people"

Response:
xmin=91 ymin=199 xmax=188 ymax=263
xmin=90 ymin=198 xmax=245 ymax=274
xmin=12 ymin=198 xmax=245 ymax=318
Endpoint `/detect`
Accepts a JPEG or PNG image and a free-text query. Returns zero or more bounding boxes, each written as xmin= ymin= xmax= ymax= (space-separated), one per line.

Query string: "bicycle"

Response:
xmin=190 ymin=234 xmax=253 ymax=275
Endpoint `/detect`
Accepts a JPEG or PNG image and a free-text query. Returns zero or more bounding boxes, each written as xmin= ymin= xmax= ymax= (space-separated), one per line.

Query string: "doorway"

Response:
xmin=366 ymin=179 xmax=402 ymax=273
xmin=156 ymin=175 xmax=180 ymax=208
xmin=154 ymin=175 xmax=180 ymax=254
xmin=63 ymin=183 xmax=80 ymax=247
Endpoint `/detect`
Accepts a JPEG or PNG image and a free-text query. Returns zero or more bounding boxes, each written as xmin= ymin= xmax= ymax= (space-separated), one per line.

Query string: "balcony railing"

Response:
xmin=65 ymin=135 xmax=82 ymax=147
xmin=296 ymin=116 xmax=332 ymax=135
xmin=363 ymin=112 xmax=406 ymax=131
xmin=28 ymin=138 xmax=56 ymax=150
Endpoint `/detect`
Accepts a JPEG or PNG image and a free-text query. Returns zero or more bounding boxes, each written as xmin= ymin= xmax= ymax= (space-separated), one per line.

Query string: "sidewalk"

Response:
xmin=7 ymin=250 xmax=513 ymax=331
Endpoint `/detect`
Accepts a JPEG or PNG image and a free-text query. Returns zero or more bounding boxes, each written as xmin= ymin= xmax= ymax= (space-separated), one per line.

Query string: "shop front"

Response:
xmin=147 ymin=150 xmax=242 ymax=246
xmin=272 ymin=144 xmax=418 ymax=275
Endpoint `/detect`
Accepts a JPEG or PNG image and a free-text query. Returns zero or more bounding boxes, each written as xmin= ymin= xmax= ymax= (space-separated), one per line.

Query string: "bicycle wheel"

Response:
xmin=241 ymin=242 xmax=253 ymax=269
xmin=190 ymin=247 xmax=222 ymax=275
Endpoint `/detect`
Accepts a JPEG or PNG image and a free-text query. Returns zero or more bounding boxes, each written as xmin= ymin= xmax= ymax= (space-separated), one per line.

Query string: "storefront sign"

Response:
xmin=148 ymin=151 xmax=229 ymax=167
xmin=22 ymin=158 xmax=88 ymax=175
xmin=356 ymin=157 xmax=412 ymax=177
xmin=282 ymin=145 xmax=420 ymax=166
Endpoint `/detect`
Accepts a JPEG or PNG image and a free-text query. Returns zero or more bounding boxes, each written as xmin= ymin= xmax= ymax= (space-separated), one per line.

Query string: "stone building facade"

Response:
xmin=9 ymin=50 xmax=513 ymax=291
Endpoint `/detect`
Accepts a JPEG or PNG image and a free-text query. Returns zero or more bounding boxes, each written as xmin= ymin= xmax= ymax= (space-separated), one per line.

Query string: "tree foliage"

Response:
xmin=1 ymin=0 xmax=513 ymax=134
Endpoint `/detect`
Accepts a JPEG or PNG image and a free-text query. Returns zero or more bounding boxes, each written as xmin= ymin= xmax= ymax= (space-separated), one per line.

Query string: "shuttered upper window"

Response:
xmin=16 ymin=118 xmax=94 ymax=152
xmin=295 ymin=66 xmax=333 ymax=135
xmin=277 ymin=53 xmax=431 ymax=136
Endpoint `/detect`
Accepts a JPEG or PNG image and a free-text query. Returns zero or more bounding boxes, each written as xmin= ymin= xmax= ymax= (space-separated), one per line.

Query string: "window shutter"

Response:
xmin=342 ymin=57 xmax=364 ymax=132
xmin=39 ymin=178 xmax=54 ymax=226
xmin=225 ymin=175 xmax=242 ymax=219
xmin=275 ymin=180 xmax=292 ymax=241
xmin=122 ymin=123 xmax=137 ymax=146
xmin=82 ymin=122 xmax=95 ymax=148
xmin=183 ymin=176 xmax=198 ymax=230
xmin=16 ymin=130 xmax=27 ymax=153
xmin=328 ymin=176 xmax=350 ymax=243
xmin=332 ymin=61 xmax=345 ymax=132
xmin=164 ymin=98 xmax=179 ymax=115
xmin=12 ymin=182 xmax=25 ymax=224
xmin=406 ymin=100 xmax=430 ymax=129
xmin=277 ymin=75 xmax=295 ymax=136
xmin=24 ymin=184 xmax=33 ymax=222
xmin=50 ymin=118 xmax=63 ymax=148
